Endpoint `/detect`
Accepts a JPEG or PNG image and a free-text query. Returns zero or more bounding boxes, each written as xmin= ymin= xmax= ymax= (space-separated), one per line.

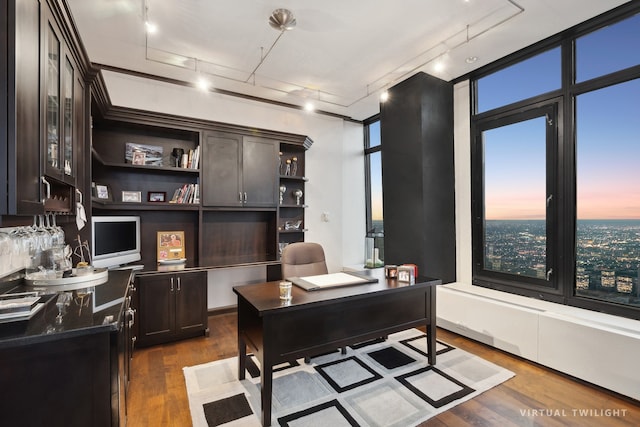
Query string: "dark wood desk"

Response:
xmin=233 ymin=269 xmax=441 ymax=426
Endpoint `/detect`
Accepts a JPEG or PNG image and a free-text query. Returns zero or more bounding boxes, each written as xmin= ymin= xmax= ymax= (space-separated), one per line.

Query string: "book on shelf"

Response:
xmin=170 ymin=183 xmax=198 ymax=204
xmin=186 ymin=145 xmax=200 ymax=169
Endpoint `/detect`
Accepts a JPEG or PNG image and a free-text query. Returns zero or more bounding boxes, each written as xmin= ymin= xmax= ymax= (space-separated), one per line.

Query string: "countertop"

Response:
xmin=0 ymin=269 xmax=133 ymax=350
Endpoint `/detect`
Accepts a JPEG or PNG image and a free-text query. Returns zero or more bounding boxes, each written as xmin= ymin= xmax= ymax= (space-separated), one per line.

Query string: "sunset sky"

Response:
xmin=371 ymin=13 xmax=639 ymax=222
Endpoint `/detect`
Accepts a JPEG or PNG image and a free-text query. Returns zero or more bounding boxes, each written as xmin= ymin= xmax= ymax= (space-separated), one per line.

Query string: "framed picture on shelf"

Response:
xmin=125 ymin=142 xmax=163 ymax=166
xmin=122 ymin=190 xmax=142 ymax=203
xmin=93 ymin=183 xmax=112 ymax=201
xmin=132 ymin=151 xmax=146 ymax=165
xmin=157 ymin=231 xmax=186 ymax=261
xmin=148 ymin=191 xmax=166 ymax=202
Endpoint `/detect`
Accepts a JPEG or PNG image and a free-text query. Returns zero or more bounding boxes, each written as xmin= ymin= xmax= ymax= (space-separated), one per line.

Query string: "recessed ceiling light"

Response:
xmin=304 ymin=102 xmax=315 ymax=112
xmin=380 ymin=91 xmax=389 ymax=102
xmin=433 ymin=60 xmax=445 ymax=73
xmin=145 ymin=21 xmax=157 ymax=34
xmin=196 ymin=77 xmax=210 ymax=91
xmin=465 ymin=56 xmax=478 ymax=64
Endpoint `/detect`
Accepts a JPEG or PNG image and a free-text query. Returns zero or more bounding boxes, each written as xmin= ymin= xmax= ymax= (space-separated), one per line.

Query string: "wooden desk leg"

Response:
xmin=238 ymin=335 xmax=246 ymax=380
xmin=427 ymin=286 xmax=437 ymax=365
xmin=426 ymin=322 xmax=436 ymax=365
xmin=261 ymin=362 xmax=273 ymax=426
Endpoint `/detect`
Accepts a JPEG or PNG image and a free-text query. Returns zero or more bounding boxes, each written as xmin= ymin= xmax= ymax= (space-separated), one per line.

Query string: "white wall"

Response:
xmin=445 ymin=79 xmax=640 ymax=401
xmin=100 ymin=71 xmax=365 ymax=306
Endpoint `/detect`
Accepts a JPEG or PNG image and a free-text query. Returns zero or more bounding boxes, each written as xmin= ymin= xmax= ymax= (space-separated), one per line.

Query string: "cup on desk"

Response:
xmin=279 ymin=281 xmax=292 ymax=301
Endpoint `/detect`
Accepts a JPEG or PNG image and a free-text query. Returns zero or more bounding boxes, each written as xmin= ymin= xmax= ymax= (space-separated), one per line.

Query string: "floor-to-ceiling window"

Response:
xmin=471 ymin=3 xmax=640 ymax=319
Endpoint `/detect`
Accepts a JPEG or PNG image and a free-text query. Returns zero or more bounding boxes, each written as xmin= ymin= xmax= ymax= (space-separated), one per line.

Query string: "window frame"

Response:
xmin=469 ymin=2 xmax=640 ymax=319
xmin=364 ymin=114 xmax=382 ymax=236
xmin=472 ymin=102 xmax=563 ymax=301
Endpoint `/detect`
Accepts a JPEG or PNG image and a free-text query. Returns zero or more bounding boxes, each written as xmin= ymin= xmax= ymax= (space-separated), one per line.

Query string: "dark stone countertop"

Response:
xmin=0 ymin=268 xmax=133 ymax=349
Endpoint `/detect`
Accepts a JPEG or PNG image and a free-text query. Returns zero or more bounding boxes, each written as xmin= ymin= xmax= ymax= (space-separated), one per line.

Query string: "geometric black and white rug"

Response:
xmin=183 ymin=329 xmax=514 ymax=426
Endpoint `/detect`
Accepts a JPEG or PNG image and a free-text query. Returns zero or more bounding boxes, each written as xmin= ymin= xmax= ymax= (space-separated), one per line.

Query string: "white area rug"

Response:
xmin=184 ymin=329 xmax=514 ymax=426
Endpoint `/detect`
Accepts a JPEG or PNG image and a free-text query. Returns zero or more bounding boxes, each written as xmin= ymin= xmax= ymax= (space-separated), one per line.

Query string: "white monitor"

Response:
xmin=91 ymin=216 xmax=141 ymax=269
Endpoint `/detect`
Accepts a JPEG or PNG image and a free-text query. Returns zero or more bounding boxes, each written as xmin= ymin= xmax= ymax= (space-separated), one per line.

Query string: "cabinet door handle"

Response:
xmin=170 ymin=277 xmax=174 ymax=292
xmin=177 ymin=277 xmax=181 ymax=291
xmin=127 ymin=308 xmax=135 ymax=328
xmin=41 ymin=176 xmax=51 ymax=203
xmin=239 ymin=192 xmax=243 ymax=202
xmin=244 ymin=192 xmax=248 ymax=202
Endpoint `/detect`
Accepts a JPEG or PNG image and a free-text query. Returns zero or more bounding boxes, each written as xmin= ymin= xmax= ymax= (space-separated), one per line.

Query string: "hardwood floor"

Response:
xmin=126 ymin=312 xmax=640 ymax=426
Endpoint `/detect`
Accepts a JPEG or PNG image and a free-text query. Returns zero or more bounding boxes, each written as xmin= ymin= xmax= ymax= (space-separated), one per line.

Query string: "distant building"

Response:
xmin=576 ymin=268 xmax=589 ymax=290
xmin=616 ymin=276 xmax=633 ymax=294
xmin=601 ymin=270 xmax=616 ymax=288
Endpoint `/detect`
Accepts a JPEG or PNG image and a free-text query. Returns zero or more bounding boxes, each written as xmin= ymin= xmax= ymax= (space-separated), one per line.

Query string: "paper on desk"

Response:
xmin=299 ymin=272 xmax=369 ymax=288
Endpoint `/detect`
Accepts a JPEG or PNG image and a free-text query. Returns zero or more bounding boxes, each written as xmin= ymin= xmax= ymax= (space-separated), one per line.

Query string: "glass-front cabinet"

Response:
xmin=44 ymin=19 xmax=76 ymax=184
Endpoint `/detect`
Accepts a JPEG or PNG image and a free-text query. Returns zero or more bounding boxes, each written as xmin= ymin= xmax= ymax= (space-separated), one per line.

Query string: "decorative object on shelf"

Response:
xmin=122 ymin=191 xmax=142 ymax=203
xmin=157 ymin=231 xmax=186 ymax=262
xmin=397 ymin=265 xmax=416 ymax=284
xmin=284 ymin=220 xmax=302 ymax=230
xmin=284 ymin=158 xmax=291 ymax=175
xmin=291 ymin=156 xmax=298 ymax=176
xmin=278 ymin=242 xmax=288 ymax=255
xmin=279 ymin=151 xmax=283 ymax=175
xmin=181 ymin=153 xmax=189 ymax=168
xmin=132 ymin=151 xmax=146 ymax=165
xmin=293 ymin=189 xmax=303 ymax=205
xmin=171 ymin=147 xmax=185 ymax=167
xmin=364 ymin=236 xmax=384 ymax=268
xmin=148 ymin=191 xmax=166 ymax=202
xmin=279 ymin=185 xmax=286 ymax=205
xmin=93 ymin=182 xmax=112 ymax=201
xmin=125 ymin=142 xmax=163 ymax=166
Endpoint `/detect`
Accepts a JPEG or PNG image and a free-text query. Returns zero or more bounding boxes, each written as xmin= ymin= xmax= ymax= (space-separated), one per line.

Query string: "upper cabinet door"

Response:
xmin=201 ymin=131 xmax=242 ymax=207
xmin=242 ymin=136 xmax=278 ymax=208
xmin=44 ymin=21 xmax=61 ymax=178
xmin=44 ymin=16 xmax=77 ymax=185
xmin=5 ymin=0 xmax=43 ymax=215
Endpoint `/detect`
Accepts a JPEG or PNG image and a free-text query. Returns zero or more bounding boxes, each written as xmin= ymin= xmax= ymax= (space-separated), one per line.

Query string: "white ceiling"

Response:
xmin=67 ymin=0 xmax=630 ymax=121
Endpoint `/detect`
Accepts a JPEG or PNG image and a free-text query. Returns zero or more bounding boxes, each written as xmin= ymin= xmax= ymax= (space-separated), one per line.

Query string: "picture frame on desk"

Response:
xmin=148 ymin=191 xmax=166 ymax=202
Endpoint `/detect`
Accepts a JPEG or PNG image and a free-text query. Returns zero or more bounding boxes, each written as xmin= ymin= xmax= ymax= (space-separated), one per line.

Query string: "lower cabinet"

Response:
xmin=136 ymin=270 xmax=208 ymax=347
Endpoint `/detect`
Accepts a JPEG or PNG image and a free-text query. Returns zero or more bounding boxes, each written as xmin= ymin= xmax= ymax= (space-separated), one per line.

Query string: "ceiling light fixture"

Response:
xmin=145 ymin=21 xmax=157 ymax=34
xmin=196 ymin=77 xmax=210 ymax=91
xmin=380 ymin=91 xmax=389 ymax=102
xmin=304 ymin=102 xmax=315 ymax=112
xmin=268 ymin=8 xmax=297 ymax=31
xmin=246 ymin=9 xmax=297 ymax=84
xmin=465 ymin=56 xmax=478 ymax=64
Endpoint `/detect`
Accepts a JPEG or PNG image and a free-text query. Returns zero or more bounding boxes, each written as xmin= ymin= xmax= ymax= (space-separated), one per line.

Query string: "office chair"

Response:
xmin=280 ymin=242 xmax=346 ymax=360
xmin=281 ymin=242 xmax=328 ymax=279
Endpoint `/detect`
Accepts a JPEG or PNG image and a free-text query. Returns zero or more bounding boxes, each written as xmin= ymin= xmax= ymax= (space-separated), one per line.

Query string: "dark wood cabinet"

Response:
xmin=136 ymin=270 xmax=208 ymax=347
xmin=43 ymin=7 xmax=82 ymax=187
xmin=0 ymin=269 xmax=133 ymax=427
xmin=202 ymin=132 xmax=279 ymax=207
xmin=1 ymin=0 xmax=87 ymax=218
xmin=380 ymin=71 xmax=456 ymax=283
xmin=3 ymin=0 xmax=43 ymax=215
